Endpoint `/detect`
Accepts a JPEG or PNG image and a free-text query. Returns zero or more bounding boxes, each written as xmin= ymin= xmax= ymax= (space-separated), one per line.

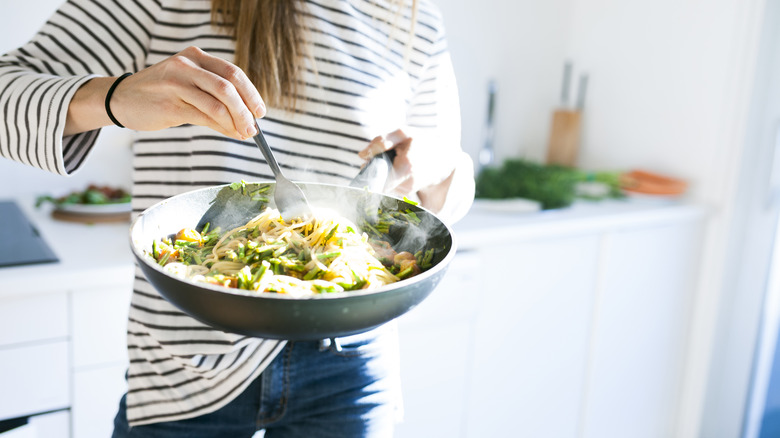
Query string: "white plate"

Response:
xmin=55 ymin=202 xmax=132 ymax=215
xmin=471 ymin=198 xmax=542 ymax=213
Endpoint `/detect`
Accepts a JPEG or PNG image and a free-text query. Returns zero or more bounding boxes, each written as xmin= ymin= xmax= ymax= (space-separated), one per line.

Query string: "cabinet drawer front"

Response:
xmin=28 ymin=410 xmax=71 ymax=438
xmin=398 ymin=250 xmax=483 ymax=328
xmin=0 ymin=293 xmax=68 ymax=346
xmin=73 ymin=363 xmax=127 ymax=438
xmin=0 ymin=342 xmax=70 ymax=420
xmin=72 ymin=284 xmax=132 ymax=368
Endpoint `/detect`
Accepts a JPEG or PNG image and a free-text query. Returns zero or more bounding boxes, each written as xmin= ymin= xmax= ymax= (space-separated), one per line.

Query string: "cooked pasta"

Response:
xmin=150 ymin=207 xmax=433 ymax=297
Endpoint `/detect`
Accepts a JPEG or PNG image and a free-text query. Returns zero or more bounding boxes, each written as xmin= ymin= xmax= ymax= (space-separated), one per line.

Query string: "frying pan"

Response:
xmin=129 ymin=181 xmax=455 ymax=340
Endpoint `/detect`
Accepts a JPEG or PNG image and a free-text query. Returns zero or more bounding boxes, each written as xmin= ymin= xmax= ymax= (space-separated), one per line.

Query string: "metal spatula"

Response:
xmin=251 ymin=120 xmax=312 ymax=222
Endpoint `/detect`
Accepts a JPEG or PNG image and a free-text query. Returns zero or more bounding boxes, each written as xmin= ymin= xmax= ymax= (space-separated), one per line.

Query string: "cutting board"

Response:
xmin=51 ymin=209 xmax=131 ymax=223
xmin=546 ymin=109 xmax=582 ymax=167
xmin=546 ymin=62 xmax=587 ymax=168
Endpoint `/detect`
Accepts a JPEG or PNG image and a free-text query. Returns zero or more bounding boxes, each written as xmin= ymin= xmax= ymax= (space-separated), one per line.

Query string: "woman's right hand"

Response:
xmin=65 ymin=46 xmax=265 ymax=140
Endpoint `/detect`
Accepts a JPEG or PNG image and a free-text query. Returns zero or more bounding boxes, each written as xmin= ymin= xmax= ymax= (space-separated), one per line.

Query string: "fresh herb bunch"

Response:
xmin=476 ymin=159 xmax=580 ymax=209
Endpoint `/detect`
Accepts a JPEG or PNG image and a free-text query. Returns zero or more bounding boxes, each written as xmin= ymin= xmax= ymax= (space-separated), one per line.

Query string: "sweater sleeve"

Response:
xmin=405 ymin=8 xmax=475 ymax=224
xmin=0 ymin=0 xmax=158 ymax=176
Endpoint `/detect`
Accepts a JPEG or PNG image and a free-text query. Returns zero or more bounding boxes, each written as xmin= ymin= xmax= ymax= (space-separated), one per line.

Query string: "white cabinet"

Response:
xmin=0 ymin=292 xmax=70 ymax=421
xmin=0 ymin=280 xmax=131 ymax=438
xmin=397 ymin=235 xmax=601 ymax=437
xmin=70 ymin=283 xmax=132 ymax=438
xmin=465 ymin=235 xmax=600 ymax=438
xmin=71 ymin=284 xmax=131 ymax=368
xmin=0 ymin=342 xmax=70 ymax=420
xmin=72 ymin=363 xmax=127 ymax=438
xmin=580 ymin=222 xmax=703 ymax=438
xmin=395 ymin=250 xmax=482 ymax=437
xmin=0 ymin=292 xmax=68 ymax=346
xmin=395 ymin=202 xmax=706 ymax=438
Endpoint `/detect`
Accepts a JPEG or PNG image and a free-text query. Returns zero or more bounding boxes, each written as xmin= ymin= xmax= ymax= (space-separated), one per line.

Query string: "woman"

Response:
xmin=0 ymin=0 xmax=474 ymax=436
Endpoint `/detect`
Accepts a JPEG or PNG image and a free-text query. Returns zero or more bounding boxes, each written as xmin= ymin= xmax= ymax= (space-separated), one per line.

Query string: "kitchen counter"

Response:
xmin=455 ymin=197 xmax=707 ymax=249
xmin=0 ymin=197 xmax=134 ymax=299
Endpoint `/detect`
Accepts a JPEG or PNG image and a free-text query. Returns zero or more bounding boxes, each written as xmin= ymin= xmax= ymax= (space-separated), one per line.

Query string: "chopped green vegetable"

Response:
xmin=316 ymin=251 xmax=341 ymax=260
xmin=313 ymin=283 xmax=340 ymax=293
xmin=229 ymin=180 xmax=248 ymax=193
xmin=149 ymin=180 xmax=444 ymax=295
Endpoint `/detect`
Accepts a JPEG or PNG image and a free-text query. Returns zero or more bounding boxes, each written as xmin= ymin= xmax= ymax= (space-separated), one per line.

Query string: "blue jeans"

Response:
xmin=111 ymin=324 xmax=401 ymax=438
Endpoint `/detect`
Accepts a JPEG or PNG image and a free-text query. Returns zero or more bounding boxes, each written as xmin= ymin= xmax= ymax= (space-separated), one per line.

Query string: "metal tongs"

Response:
xmin=251 ymin=120 xmax=312 ymax=222
xmin=252 ymin=119 xmax=398 ymax=220
xmin=350 ymin=149 xmax=397 ymax=193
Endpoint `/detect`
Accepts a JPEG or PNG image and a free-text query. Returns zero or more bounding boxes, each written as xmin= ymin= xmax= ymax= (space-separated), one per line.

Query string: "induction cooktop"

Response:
xmin=0 ymin=200 xmax=58 ymax=268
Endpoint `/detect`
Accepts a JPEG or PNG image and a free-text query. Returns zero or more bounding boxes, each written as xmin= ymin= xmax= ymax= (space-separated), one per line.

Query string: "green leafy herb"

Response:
xmin=475 ymin=159 xmax=579 ymax=209
xmin=476 ymin=159 xmax=625 ymax=209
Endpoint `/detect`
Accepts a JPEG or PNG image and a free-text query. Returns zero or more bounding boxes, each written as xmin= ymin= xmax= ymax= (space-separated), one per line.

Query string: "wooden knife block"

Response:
xmin=546 ymin=109 xmax=582 ymax=167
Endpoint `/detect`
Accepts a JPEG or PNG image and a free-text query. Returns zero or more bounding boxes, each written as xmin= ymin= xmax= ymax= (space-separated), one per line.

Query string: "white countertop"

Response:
xmin=0 ymin=197 xmax=135 ymax=299
xmin=454 ymin=197 xmax=708 ymax=250
xmin=0 ymin=195 xmax=707 ymax=299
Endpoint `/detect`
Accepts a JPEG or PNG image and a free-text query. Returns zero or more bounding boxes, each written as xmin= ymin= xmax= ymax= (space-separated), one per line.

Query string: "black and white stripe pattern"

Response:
xmin=0 ymin=0 xmax=460 ymax=425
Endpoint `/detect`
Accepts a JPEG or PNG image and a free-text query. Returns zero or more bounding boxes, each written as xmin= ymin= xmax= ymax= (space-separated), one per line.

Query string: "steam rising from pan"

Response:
xmin=296 ymin=182 xmax=442 ymax=255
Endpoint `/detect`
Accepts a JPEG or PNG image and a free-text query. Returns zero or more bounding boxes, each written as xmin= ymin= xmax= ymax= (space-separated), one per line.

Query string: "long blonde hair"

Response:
xmin=211 ymin=0 xmax=303 ymax=111
xmin=211 ymin=0 xmax=418 ymax=111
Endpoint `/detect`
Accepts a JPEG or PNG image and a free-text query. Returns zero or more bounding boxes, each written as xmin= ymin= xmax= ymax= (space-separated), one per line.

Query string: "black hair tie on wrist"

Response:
xmin=105 ymin=73 xmax=132 ymax=128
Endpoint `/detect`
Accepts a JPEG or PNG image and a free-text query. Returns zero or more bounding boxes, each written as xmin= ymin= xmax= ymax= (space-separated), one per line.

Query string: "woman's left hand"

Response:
xmin=358 ymin=129 xmax=414 ymax=196
xmin=358 ymin=129 xmax=456 ymax=212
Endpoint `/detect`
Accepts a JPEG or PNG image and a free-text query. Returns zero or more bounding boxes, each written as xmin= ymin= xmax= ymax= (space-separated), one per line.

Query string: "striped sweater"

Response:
xmin=0 ymin=0 xmax=470 ymax=426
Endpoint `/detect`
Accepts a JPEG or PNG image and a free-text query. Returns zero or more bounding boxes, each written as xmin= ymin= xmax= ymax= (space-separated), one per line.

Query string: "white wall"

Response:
xmin=440 ymin=0 xmax=767 ymax=437
xmin=702 ymin=1 xmax=780 ymax=437
xmin=434 ymin=0 xmax=575 ymax=165
xmin=562 ymin=0 xmax=753 ymax=197
xmin=0 ymin=0 xmax=134 ymax=200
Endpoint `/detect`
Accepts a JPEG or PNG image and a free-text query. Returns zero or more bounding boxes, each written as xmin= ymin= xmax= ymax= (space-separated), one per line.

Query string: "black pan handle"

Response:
xmin=350 ymin=149 xmax=397 ymax=192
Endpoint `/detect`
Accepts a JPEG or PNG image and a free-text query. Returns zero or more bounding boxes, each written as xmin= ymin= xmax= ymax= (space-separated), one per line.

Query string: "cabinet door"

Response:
xmin=395 ymin=250 xmax=482 ymax=437
xmin=71 ymin=282 xmax=132 ymax=369
xmin=0 ymin=292 xmax=67 ymax=346
xmin=580 ymin=222 xmax=703 ymax=438
xmin=70 ymin=283 xmax=131 ymax=438
xmin=0 ymin=342 xmax=70 ymax=420
xmin=30 ymin=410 xmax=70 ymax=438
xmin=465 ymin=234 xmax=600 ymax=438
xmin=72 ymin=363 xmax=127 ymax=438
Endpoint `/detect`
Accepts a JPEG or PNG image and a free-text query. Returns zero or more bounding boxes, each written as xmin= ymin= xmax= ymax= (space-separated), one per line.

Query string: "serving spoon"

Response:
xmin=251 ymin=120 xmax=312 ymax=222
